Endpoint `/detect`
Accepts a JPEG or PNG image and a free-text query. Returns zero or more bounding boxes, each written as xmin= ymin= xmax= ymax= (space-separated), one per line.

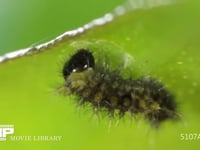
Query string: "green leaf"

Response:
xmin=0 ymin=0 xmax=200 ymax=149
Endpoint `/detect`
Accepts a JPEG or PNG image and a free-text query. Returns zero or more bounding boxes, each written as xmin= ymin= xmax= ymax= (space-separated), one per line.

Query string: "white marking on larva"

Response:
xmin=83 ymin=64 xmax=88 ymax=69
xmin=0 ymin=0 xmax=176 ymax=63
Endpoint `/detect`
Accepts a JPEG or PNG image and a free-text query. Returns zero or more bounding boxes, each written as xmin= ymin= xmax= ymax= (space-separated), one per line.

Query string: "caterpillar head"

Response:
xmin=62 ymin=49 xmax=95 ymax=80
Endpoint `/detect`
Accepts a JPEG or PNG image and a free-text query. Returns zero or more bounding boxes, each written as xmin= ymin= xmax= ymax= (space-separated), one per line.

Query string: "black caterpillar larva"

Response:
xmin=61 ymin=49 xmax=178 ymax=126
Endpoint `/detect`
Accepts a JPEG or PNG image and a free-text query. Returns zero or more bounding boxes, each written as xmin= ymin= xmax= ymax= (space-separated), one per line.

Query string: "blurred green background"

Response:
xmin=0 ymin=0 xmax=125 ymax=54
